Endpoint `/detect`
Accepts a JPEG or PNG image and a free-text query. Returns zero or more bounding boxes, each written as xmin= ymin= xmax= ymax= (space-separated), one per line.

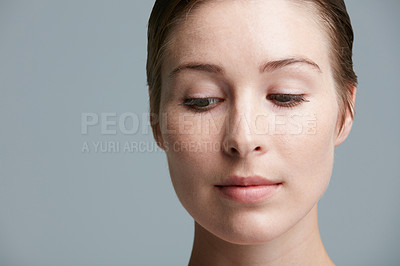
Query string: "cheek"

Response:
xmin=161 ymin=109 xmax=224 ymax=161
xmin=277 ymin=100 xmax=338 ymax=203
xmin=160 ymin=110 xmax=223 ymax=205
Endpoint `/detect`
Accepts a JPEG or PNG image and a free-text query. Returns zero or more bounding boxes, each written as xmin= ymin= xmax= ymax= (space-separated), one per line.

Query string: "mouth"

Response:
xmin=215 ymin=176 xmax=282 ymax=204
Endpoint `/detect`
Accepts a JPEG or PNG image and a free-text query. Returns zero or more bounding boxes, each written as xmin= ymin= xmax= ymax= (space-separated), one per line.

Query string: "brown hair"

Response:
xmin=146 ymin=0 xmax=357 ymax=139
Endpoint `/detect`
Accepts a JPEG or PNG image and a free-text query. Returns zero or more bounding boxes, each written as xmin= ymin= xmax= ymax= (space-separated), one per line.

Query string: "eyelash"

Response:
xmin=180 ymin=98 xmax=222 ymax=113
xmin=267 ymin=94 xmax=309 ymax=109
xmin=180 ymin=94 xmax=309 ymax=112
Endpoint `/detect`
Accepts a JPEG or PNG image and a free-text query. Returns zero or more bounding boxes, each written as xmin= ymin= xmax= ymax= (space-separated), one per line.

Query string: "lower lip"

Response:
xmin=216 ymin=184 xmax=281 ymax=204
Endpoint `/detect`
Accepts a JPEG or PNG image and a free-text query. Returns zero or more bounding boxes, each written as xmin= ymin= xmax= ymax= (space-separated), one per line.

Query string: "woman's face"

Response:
xmin=157 ymin=0 xmax=350 ymax=244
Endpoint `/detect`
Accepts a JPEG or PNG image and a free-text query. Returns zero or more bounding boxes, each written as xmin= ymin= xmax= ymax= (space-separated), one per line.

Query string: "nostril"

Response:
xmin=254 ymin=146 xmax=261 ymax=151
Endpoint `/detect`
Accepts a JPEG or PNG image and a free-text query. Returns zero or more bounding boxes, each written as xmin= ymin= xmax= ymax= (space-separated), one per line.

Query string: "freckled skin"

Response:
xmin=155 ymin=0 xmax=354 ymax=265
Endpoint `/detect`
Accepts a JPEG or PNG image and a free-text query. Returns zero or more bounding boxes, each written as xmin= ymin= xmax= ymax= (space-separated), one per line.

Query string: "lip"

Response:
xmin=215 ymin=176 xmax=282 ymax=204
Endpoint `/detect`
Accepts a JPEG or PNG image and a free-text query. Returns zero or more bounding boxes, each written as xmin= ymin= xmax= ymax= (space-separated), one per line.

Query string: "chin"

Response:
xmin=198 ymin=211 xmax=291 ymax=245
xmin=213 ymin=225 xmax=286 ymax=245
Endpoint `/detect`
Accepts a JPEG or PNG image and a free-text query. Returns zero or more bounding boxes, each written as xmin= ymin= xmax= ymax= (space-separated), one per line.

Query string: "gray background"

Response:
xmin=0 ymin=0 xmax=399 ymax=265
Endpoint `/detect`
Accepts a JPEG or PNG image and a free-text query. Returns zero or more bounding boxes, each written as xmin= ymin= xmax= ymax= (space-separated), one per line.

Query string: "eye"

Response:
xmin=180 ymin=98 xmax=223 ymax=112
xmin=267 ymin=94 xmax=309 ymax=108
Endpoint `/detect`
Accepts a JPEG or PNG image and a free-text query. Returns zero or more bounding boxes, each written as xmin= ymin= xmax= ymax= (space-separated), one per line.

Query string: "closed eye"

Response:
xmin=267 ymin=94 xmax=309 ymax=108
xmin=180 ymin=98 xmax=223 ymax=112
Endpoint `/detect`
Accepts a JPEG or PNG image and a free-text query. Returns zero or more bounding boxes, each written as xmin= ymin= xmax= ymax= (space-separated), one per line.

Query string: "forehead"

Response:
xmin=163 ymin=0 xmax=331 ymax=77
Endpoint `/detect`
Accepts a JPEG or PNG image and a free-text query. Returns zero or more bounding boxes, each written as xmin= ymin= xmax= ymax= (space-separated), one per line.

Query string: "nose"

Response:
xmin=222 ymin=102 xmax=267 ymax=158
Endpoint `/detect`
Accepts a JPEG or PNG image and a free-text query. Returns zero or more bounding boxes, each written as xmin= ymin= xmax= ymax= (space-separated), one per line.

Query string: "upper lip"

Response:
xmin=216 ymin=175 xmax=281 ymax=187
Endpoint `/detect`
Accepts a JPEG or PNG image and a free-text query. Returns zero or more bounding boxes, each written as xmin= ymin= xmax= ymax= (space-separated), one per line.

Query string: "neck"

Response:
xmin=188 ymin=204 xmax=334 ymax=266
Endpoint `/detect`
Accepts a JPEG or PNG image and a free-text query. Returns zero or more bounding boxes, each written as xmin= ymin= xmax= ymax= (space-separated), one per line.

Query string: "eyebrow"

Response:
xmin=169 ymin=63 xmax=224 ymax=79
xmin=169 ymin=57 xmax=321 ymax=79
xmin=260 ymin=57 xmax=322 ymax=73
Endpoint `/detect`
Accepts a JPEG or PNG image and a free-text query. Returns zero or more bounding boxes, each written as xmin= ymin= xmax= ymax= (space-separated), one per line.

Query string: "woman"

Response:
xmin=147 ymin=0 xmax=357 ymax=265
